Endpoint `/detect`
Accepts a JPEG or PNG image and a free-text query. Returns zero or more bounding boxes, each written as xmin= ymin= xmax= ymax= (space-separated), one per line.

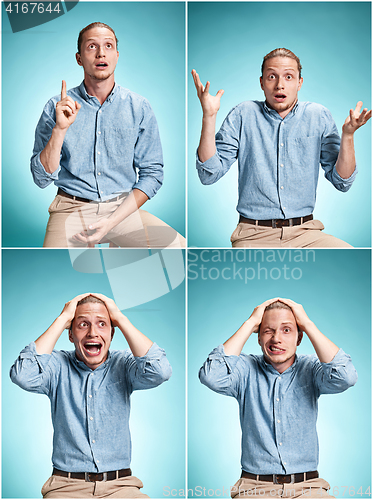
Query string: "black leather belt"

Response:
xmin=239 ymin=214 xmax=313 ymax=228
xmin=57 ymin=188 xmax=128 ymax=204
xmin=52 ymin=467 xmax=131 ymax=482
xmin=241 ymin=470 xmax=319 ymax=484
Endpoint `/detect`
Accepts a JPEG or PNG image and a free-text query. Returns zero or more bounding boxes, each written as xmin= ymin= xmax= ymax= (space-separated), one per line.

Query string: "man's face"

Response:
xmin=76 ymin=27 xmax=119 ymax=82
xmin=258 ymin=308 xmax=302 ymax=373
xmin=260 ymin=57 xmax=303 ymax=118
xmin=69 ymin=302 xmax=114 ymax=370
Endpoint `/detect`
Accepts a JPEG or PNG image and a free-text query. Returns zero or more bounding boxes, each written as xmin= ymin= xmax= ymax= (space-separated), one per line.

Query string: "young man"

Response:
xmin=199 ymin=299 xmax=357 ymax=498
xmin=192 ymin=48 xmax=371 ymax=247
xmin=10 ymin=293 xmax=172 ymax=498
xmin=31 ymin=22 xmax=185 ymax=248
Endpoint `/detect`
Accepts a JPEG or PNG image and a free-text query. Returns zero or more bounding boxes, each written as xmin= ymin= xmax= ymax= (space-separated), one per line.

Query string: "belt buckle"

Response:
xmin=273 ymin=474 xmax=294 ymax=485
xmin=85 ymin=472 xmax=108 ymax=482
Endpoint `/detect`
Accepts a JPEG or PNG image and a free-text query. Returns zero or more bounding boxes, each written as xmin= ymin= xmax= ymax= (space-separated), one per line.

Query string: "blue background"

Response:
xmin=188 ymin=2 xmax=371 ymax=248
xmin=2 ymin=249 xmax=185 ymax=498
xmin=2 ymin=1 xmax=185 ymax=247
xmin=188 ymin=249 xmax=371 ymax=498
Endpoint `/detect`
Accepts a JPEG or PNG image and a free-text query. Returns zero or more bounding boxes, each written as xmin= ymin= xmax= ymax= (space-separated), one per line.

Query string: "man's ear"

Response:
xmin=68 ymin=328 xmax=74 ymax=343
xmin=260 ymin=76 xmax=264 ymax=91
xmin=297 ymin=77 xmax=304 ymax=91
xmin=297 ymin=331 xmax=303 ymax=346
xmin=76 ymin=53 xmax=83 ymax=67
xmin=111 ymin=327 xmax=115 ymax=340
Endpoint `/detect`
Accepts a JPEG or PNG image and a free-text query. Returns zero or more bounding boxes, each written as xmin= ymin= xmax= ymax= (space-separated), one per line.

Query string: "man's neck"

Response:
xmin=84 ymin=76 xmax=115 ymax=105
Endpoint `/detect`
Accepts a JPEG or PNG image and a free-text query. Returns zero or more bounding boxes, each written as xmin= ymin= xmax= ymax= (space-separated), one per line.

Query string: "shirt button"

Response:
xmin=97 ymin=460 xmax=100 ymax=463
xmin=278 ymin=377 xmax=281 ymax=380
xmin=97 ymin=151 xmax=101 ymax=155
xmin=98 ymin=172 xmax=101 ymax=176
xmin=280 ymin=164 xmax=284 ymax=167
xmin=281 ymin=143 xmax=284 ymax=147
xmin=280 ymin=186 xmax=284 ymax=190
xmin=90 ymin=417 xmax=93 ymax=421
xmin=276 ymin=398 xmax=279 ymax=402
xmin=98 ymin=131 xmax=101 ymax=135
xmin=99 ymin=110 xmax=102 ymax=113
xmin=89 ymin=395 xmax=92 ymax=398
xmin=277 ymin=420 xmax=281 ymax=423
xmin=279 ymin=443 xmax=282 ymax=446
xmin=92 ymin=440 xmax=95 ymax=444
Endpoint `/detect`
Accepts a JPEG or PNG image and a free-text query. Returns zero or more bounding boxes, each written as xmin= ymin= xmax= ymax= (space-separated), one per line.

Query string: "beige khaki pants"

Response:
xmin=230 ymin=219 xmax=352 ymax=248
xmin=43 ymin=195 xmax=185 ymax=248
xmin=41 ymin=474 xmax=149 ymax=498
xmin=231 ymin=477 xmax=334 ymax=498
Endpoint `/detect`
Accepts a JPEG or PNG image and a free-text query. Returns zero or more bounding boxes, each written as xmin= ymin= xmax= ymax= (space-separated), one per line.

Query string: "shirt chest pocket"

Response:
xmin=287 ymin=136 xmax=321 ymax=165
xmin=103 ymin=128 xmax=138 ymax=158
xmin=97 ymin=381 xmax=128 ymax=415
xmin=285 ymin=382 xmax=315 ymax=419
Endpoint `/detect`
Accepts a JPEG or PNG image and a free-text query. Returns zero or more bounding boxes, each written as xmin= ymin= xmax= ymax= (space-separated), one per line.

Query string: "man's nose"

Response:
xmin=275 ymin=77 xmax=285 ymax=89
xmin=272 ymin=330 xmax=281 ymax=341
xmin=97 ymin=46 xmax=105 ymax=57
xmin=87 ymin=325 xmax=97 ymax=336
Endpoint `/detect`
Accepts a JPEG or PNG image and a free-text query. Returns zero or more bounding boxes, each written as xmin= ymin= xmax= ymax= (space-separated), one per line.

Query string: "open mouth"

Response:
xmin=83 ymin=342 xmax=103 ymax=356
xmin=268 ymin=345 xmax=285 ymax=354
xmin=96 ymin=62 xmax=108 ymax=69
xmin=274 ymin=94 xmax=287 ymax=102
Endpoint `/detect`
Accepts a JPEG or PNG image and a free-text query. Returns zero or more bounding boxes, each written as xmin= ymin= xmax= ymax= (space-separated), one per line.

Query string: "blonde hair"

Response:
xmin=261 ymin=48 xmax=302 ymax=77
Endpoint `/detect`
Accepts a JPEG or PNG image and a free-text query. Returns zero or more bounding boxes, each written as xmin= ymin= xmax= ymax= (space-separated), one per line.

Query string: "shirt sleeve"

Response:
xmin=196 ymin=107 xmax=240 ymax=185
xmin=198 ymin=344 xmax=248 ymax=398
xmin=132 ymin=99 xmax=164 ymax=199
xmin=311 ymin=348 xmax=358 ymax=395
xmin=124 ymin=342 xmax=172 ymax=391
xmin=9 ymin=341 xmax=57 ymax=396
xmin=320 ymin=107 xmax=357 ymax=192
xmin=30 ymin=100 xmax=61 ymax=188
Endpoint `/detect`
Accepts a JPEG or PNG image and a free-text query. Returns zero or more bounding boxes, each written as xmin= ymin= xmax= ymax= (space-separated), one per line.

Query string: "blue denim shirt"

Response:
xmin=196 ymin=101 xmax=357 ymax=220
xmin=10 ymin=341 xmax=172 ymax=472
xmin=199 ymin=345 xmax=357 ymax=475
xmin=31 ymin=82 xmax=164 ymax=201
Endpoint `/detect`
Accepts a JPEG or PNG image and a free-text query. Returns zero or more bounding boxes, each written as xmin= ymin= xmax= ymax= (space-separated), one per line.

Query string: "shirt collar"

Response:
xmin=260 ymin=353 xmax=298 ymax=375
xmin=78 ymin=81 xmax=118 ymax=104
xmin=72 ymin=349 xmax=112 ymax=372
xmin=263 ymin=99 xmax=299 ymax=119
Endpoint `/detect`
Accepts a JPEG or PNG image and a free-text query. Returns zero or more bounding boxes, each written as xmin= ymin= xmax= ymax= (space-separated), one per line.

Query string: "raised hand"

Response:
xmin=55 ymin=80 xmax=81 ymax=131
xmin=191 ymin=69 xmax=224 ymax=117
xmin=342 ymin=101 xmax=372 ymax=136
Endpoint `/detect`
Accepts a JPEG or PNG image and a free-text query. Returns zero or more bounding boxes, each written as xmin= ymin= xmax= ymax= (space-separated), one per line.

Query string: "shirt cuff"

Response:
xmin=19 ymin=341 xmax=52 ymax=369
xmin=331 ymin=164 xmax=357 ymax=190
xmin=196 ymin=151 xmax=222 ymax=173
xmin=208 ymin=344 xmax=240 ymax=373
xmin=133 ymin=177 xmax=163 ymax=199
xmin=134 ymin=342 xmax=166 ymax=372
xmin=31 ymin=153 xmax=60 ymax=186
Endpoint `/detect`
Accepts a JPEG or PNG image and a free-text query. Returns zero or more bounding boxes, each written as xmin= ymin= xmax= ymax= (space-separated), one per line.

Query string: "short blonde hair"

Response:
xmin=261 ymin=48 xmax=302 ymax=78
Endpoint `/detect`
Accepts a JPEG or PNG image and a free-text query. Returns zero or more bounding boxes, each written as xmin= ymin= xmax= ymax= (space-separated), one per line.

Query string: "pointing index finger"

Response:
xmin=61 ymin=80 xmax=67 ymax=100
